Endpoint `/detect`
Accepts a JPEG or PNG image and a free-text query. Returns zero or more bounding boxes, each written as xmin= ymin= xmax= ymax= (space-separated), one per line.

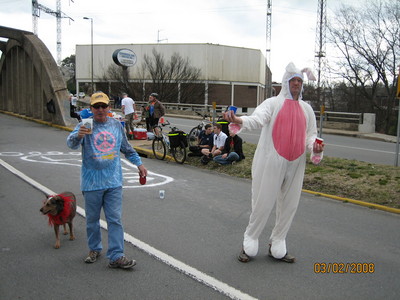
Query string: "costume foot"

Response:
xmin=238 ymin=248 xmax=250 ymax=263
xmin=268 ymin=244 xmax=295 ymax=263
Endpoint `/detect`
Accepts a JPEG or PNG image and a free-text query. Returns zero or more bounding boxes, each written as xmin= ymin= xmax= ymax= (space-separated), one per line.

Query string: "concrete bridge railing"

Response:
xmin=0 ymin=26 xmax=74 ymax=127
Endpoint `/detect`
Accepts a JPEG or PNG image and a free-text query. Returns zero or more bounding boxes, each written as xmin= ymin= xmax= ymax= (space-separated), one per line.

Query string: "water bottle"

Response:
xmin=159 ymin=190 xmax=165 ymax=199
xmin=311 ymin=137 xmax=324 ymax=164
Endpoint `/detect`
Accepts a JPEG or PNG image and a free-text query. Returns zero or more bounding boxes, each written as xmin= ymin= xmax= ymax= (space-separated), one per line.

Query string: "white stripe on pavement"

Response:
xmin=0 ymin=158 xmax=257 ymax=300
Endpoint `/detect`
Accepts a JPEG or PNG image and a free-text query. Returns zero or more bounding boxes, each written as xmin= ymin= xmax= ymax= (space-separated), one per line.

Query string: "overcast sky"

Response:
xmin=1 ymin=0 xmax=362 ymax=82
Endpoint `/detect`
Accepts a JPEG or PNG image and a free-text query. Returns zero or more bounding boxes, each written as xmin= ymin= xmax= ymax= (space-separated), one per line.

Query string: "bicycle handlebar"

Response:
xmin=158 ymin=120 xmax=185 ymax=133
xmin=161 ymin=120 xmax=171 ymax=126
xmin=195 ymin=111 xmax=211 ymax=119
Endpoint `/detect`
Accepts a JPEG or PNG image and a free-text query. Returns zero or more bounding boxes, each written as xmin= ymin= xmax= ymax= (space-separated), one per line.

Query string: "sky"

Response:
xmin=0 ymin=0 xmax=362 ymax=82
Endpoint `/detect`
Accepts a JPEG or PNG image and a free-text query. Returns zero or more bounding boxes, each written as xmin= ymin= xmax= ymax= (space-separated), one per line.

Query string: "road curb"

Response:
xmin=302 ymin=189 xmax=400 ymax=214
xmin=1 ymin=110 xmax=398 ymax=215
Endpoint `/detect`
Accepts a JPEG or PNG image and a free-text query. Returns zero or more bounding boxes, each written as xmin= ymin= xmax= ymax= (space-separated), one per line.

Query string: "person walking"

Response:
xmin=223 ymin=62 xmax=324 ymax=263
xmin=69 ymin=94 xmax=81 ymax=121
xmin=67 ymin=91 xmax=147 ymax=269
xmin=121 ymin=92 xmax=137 ymax=139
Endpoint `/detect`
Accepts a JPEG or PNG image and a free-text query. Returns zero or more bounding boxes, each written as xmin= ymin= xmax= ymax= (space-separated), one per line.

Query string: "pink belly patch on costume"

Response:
xmin=272 ymin=99 xmax=306 ymax=161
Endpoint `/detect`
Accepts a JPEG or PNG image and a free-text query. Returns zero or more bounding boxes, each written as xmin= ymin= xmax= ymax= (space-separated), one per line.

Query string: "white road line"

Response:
xmin=0 ymin=158 xmax=257 ymax=300
xmin=327 ymin=143 xmax=397 ymax=155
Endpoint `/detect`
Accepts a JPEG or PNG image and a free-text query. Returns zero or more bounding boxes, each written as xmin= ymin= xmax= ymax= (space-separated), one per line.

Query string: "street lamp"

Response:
xmin=83 ymin=17 xmax=94 ymax=94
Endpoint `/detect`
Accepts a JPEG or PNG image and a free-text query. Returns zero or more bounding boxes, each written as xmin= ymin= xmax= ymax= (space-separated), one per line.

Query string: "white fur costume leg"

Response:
xmin=243 ymin=155 xmax=306 ymax=258
xmin=269 ymin=156 xmax=306 ymax=258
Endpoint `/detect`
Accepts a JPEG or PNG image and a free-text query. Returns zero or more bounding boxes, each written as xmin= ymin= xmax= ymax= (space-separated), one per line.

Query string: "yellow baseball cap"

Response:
xmin=90 ymin=92 xmax=110 ymax=106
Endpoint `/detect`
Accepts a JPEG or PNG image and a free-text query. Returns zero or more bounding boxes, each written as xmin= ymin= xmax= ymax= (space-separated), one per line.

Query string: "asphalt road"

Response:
xmin=1 ymin=113 xmax=399 ymax=300
xmin=167 ymin=116 xmax=399 ymax=166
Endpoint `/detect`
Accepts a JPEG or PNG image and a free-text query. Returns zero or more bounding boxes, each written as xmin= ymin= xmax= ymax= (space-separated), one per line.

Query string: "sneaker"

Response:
xmin=84 ymin=251 xmax=101 ymax=263
xmin=108 ymin=256 xmax=136 ymax=269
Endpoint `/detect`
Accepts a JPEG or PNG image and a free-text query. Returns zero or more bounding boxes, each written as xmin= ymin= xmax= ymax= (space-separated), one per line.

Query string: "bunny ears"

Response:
xmin=284 ymin=62 xmax=316 ymax=82
xmin=301 ymin=68 xmax=316 ymax=81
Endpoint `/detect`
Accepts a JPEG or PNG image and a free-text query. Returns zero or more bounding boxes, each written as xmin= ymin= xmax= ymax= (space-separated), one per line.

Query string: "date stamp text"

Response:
xmin=314 ymin=262 xmax=375 ymax=274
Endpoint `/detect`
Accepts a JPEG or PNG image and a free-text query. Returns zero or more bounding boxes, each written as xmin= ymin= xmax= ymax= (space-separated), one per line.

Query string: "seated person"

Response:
xmin=188 ymin=124 xmax=214 ymax=157
xmin=201 ymin=123 xmax=228 ymax=164
xmin=213 ymin=130 xmax=245 ymax=165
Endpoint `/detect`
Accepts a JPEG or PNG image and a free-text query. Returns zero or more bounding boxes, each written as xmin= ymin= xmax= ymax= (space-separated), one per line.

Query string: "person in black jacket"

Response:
xmin=213 ymin=130 xmax=245 ymax=165
xmin=188 ymin=124 xmax=214 ymax=157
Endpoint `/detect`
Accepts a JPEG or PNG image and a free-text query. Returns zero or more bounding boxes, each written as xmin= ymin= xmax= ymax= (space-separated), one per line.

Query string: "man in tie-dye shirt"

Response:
xmin=67 ymin=91 xmax=147 ymax=269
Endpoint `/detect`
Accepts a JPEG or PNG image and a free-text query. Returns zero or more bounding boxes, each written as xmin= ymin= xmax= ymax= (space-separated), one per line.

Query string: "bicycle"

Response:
xmin=187 ymin=111 xmax=212 ymax=147
xmin=152 ymin=120 xmax=188 ymax=164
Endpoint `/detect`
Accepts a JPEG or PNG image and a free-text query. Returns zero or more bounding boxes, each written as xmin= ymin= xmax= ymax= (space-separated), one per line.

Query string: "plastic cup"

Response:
xmin=159 ymin=190 xmax=165 ymax=199
xmin=82 ymin=118 xmax=93 ymax=134
xmin=228 ymin=123 xmax=240 ymax=134
xmin=315 ymin=137 xmax=324 ymax=144
xmin=139 ymin=175 xmax=146 ymax=185
xmin=228 ymin=105 xmax=237 ymax=114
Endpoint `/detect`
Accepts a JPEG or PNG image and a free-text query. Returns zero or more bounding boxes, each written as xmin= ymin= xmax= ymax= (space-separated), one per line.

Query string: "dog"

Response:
xmin=40 ymin=192 xmax=76 ymax=249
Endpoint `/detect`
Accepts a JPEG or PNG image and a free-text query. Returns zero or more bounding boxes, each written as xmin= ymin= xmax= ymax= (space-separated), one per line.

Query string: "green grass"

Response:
xmin=185 ymin=142 xmax=400 ymax=209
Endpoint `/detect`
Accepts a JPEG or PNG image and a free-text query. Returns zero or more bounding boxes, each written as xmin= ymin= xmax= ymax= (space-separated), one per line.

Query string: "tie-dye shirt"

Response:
xmin=67 ymin=117 xmax=142 ymax=191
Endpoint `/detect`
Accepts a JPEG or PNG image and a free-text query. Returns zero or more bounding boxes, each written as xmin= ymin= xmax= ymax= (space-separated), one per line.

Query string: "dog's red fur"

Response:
xmin=40 ymin=192 xmax=76 ymax=249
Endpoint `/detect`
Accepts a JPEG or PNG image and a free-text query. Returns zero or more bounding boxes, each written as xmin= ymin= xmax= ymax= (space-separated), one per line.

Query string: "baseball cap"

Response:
xmin=150 ymin=93 xmax=159 ymax=99
xmin=90 ymin=92 xmax=110 ymax=106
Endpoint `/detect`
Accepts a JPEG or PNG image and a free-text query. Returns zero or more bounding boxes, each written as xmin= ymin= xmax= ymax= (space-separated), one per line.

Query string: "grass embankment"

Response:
xmin=185 ymin=142 xmax=400 ymax=209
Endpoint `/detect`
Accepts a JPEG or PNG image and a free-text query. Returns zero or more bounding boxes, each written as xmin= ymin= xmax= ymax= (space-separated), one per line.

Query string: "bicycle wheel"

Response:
xmin=171 ymin=141 xmax=187 ymax=164
xmin=152 ymin=137 xmax=166 ymax=160
xmin=188 ymin=127 xmax=201 ymax=147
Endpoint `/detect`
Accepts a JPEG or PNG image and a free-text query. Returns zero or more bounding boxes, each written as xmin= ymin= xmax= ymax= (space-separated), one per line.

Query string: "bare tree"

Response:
xmin=327 ymin=0 xmax=399 ymax=133
xmin=98 ymin=49 xmax=205 ymax=104
xmin=142 ymin=48 xmax=204 ymax=103
xmin=100 ymin=64 xmax=136 ymax=98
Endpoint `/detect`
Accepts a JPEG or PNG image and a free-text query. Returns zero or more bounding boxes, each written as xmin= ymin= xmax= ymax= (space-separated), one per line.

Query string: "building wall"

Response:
xmin=234 ymin=85 xmax=259 ymax=107
xmin=208 ymin=83 xmax=231 ymax=106
xmin=76 ymin=43 xmax=269 ymax=109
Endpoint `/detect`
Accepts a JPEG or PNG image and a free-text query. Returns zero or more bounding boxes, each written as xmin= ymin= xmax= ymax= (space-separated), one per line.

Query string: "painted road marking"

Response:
xmin=326 ymin=143 xmax=398 ymax=155
xmin=0 ymin=151 xmax=174 ymax=188
xmin=0 ymin=158 xmax=257 ymax=300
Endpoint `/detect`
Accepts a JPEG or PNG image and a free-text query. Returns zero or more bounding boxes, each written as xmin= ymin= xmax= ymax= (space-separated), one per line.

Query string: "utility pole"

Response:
xmin=395 ymin=65 xmax=400 ymax=167
xmin=83 ymin=17 xmax=94 ymax=94
xmin=31 ymin=0 xmax=74 ymax=65
xmin=314 ymin=0 xmax=327 ymax=137
xmin=265 ymin=0 xmax=272 ymax=99
xmin=265 ymin=0 xmax=272 ymax=67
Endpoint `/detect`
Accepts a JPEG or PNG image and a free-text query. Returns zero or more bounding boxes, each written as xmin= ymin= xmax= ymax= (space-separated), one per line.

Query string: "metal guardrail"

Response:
xmin=135 ymin=101 xmax=229 ymax=114
xmin=315 ymin=111 xmax=363 ymax=124
xmin=81 ymin=98 xmax=363 ymax=124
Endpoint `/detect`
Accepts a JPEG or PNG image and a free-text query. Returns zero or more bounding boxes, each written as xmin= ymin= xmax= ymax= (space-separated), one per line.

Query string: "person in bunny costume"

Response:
xmin=223 ymin=62 xmax=324 ymax=263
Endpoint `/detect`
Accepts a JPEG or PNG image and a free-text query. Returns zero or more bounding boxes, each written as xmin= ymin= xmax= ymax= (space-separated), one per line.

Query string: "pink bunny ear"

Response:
xmin=301 ymin=68 xmax=316 ymax=81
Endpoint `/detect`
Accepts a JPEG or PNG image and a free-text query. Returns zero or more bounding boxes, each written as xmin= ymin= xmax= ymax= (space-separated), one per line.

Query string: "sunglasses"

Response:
xmin=92 ymin=104 xmax=109 ymax=109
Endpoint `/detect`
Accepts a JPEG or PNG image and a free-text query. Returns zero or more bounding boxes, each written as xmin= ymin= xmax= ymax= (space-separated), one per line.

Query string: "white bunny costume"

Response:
xmin=239 ymin=62 xmax=321 ymax=259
